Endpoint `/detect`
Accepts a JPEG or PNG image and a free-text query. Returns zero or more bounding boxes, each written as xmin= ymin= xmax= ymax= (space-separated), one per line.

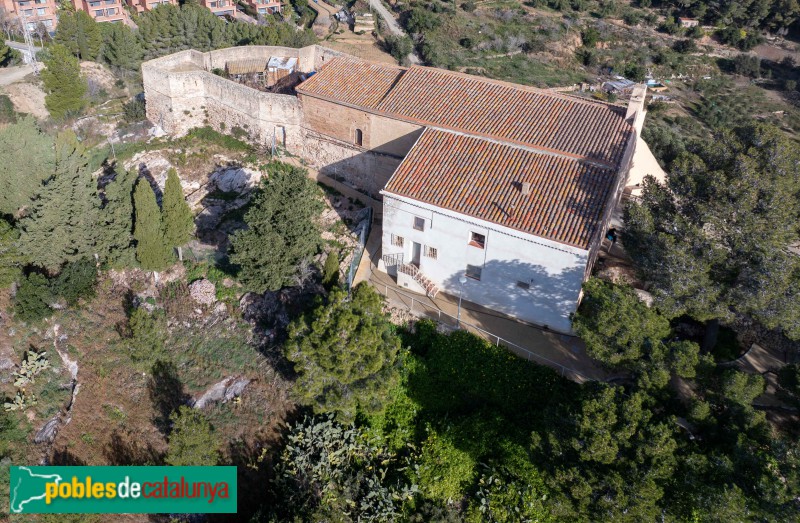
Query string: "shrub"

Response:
xmin=733 ymin=53 xmax=760 ymax=78
xmin=673 ymin=39 xmax=697 ymax=54
xmin=127 ymin=308 xmax=167 ymax=363
xmin=14 ymin=273 xmax=53 ymax=322
xmin=383 ymin=34 xmax=413 ymax=63
xmin=122 ymin=97 xmax=146 ymax=122
xmin=461 ymin=0 xmax=476 ymax=10
xmin=322 ymin=248 xmax=340 ymax=289
xmin=50 ymin=257 xmax=97 ymax=305
xmin=0 ymin=95 xmax=16 ymax=124
xmin=784 ymin=79 xmax=796 ymax=91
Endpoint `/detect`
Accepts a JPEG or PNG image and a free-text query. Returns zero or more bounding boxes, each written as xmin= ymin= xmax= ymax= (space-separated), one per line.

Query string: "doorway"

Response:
xmin=411 ymin=242 xmax=421 ymax=266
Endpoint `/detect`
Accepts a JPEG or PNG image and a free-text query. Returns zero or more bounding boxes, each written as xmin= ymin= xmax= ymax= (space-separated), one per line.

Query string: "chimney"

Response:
xmin=520 ymin=182 xmax=531 ymax=196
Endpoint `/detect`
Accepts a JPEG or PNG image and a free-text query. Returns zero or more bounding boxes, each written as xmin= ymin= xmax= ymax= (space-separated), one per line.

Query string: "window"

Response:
xmin=465 ymin=264 xmax=482 ymax=281
xmin=36 ymin=7 xmax=46 ymax=14
xmin=517 ymin=281 xmax=530 ymax=290
xmin=43 ymin=19 xmax=52 ymax=26
xmin=354 ymin=128 xmax=363 ymax=147
xmin=94 ymin=9 xmax=103 ymax=15
xmin=469 ymin=232 xmax=486 ymax=249
xmin=423 ymin=246 xmax=437 ymax=259
xmin=391 ymin=234 xmax=404 ymax=247
xmin=106 ymin=7 xmax=116 ymax=14
xmin=413 ymin=217 xmax=425 ymax=231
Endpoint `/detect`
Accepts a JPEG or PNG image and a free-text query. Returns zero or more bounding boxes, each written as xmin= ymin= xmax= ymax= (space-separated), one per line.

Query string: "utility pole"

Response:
xmin=17 ymin=10 xmax=39 ymax=75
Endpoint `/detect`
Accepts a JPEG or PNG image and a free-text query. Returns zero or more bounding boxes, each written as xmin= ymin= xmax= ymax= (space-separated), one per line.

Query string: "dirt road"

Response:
xmin=0 ymin=65 xmax=34 ymax=86
xmin=368 ymin=0 xmax=421 ymax=65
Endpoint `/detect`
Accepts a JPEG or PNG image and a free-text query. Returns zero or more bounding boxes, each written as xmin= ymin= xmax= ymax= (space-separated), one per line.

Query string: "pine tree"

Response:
xmin=19 ymin=133 xmax=99 ymax=272
xmin=624 ymin=123 xmax=800 ymax=341
xmin=161 ymin=168 xmax=193 ymax=261
xmin=101 ymin=23 xmax=143 ymax=72
xmin=165 ymin=406 xmax=220 ymax=466
xmin=230 ymin=162 xmax=322 ymax=293
xmin=133 ymin=178 xmax=173 ymax=271
xmin=285 ymin=284 xmax=401 ymax=422
xmin=0 ymin=117 xmax=55 ymax=217
xmin=54 ymin=10 xmax=101 ymax=60
xmin=97 ymin=169 xmax=137 ymax=267
xmin=41 ymin=44 xmax=87 ymax=120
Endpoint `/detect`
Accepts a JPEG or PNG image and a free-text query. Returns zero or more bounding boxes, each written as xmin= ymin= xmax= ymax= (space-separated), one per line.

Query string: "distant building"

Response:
xmin=126 ymin=0 xmax=176 ymax=14
xmin=1 ymin=0 xmax=59 ymax=32
xmin=679 ymin=17 xmax=699 ymax=28
xmin=199 ymin=0 xmax=235 ymax=17
xmin=244 ymin=0 xmax=281 ymax=16
xmin=72 ymin=0 xmax=127 ymax=22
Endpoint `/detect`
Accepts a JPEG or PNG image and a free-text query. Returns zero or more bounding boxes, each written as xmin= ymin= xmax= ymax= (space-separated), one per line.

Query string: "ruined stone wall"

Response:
xmin=142 ymin=45 xmax=404 ymax=198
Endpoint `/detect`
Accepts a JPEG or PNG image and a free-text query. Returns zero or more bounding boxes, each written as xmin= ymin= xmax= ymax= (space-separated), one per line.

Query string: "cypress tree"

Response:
xmin=161 ymin=168 xmax=194 ymax=261
xmin=41 ymin=44 xmax=87 ymax=120
xmin=19 ymin=133 xmax=99 ymax=272
xmin=97 ymin=169 xmax=138 ymax=267
xmin=0 ymin=117 xmax=55 ymax=217
xmin=133 ymin=178 xmax=173 ymax=271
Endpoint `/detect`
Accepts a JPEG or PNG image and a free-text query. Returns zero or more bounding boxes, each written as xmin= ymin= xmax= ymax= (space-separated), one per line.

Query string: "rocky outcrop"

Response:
xmin=189 ymin=279 xmax=216 ymax=305
xmin=192 ymin=376 xmax=251 ymax=409
xmin=209 ymin=165 xmax=263 ymax=193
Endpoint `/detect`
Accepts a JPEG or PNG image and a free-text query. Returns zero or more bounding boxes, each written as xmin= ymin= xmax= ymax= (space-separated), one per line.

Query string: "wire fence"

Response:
xmin=375 ymin=282 xmax=592 ymax=383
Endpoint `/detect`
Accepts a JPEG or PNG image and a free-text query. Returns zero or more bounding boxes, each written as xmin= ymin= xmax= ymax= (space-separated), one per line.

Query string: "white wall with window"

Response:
xmin=380 ymin=194 xmax=589 ymax=333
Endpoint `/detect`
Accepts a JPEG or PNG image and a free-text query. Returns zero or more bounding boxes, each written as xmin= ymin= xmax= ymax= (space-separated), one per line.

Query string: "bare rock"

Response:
xmin=210 ymin=166 xmax=262 ymax=193
xmin=192 ymin=378 xmax=232 ymax=409
xmin=224 ymin=377 xmax=250 ymax=402
xmin=189 ymin=279 xmax=216 ymax=305
xmin=34 ymin=416 xmax=61 ymax=444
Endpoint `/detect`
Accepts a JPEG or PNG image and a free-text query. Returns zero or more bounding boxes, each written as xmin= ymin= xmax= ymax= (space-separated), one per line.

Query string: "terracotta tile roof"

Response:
xmin=297 ymin=58 xmax=632 ymax=168
xmin=376 ymin=66 xmax=631 ymax=167
xmin=383 ymin=129 xmax=618 ymax=249
xmin=296 ymin=57 xmax=405 ymax=110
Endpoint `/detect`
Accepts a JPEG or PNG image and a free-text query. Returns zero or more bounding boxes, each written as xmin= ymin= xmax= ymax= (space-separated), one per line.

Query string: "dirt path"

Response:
xmin=0 ymin=65 xmax=34 ymax=86
xmin=368 ymin=0 xmax=421 ymax=64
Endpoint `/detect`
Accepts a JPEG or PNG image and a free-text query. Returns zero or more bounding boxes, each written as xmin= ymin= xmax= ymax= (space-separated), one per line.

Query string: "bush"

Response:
xmin=322 ymin=248 xmax=339 ymax=289
xmin=784 ymin=79 xmax=796 ymax=92
xmin=733 ymin=53 xmax=760 ymax=78
xmin=127 ymin=308 xmax=167 ymax=363
xmin=383 ymin=34 xmax=413 ymax=63
xmin=50 ymin=257 xmax=97 ymax=305
xmin=461 ymin=0 xmax=476 ymax=11
xmin=14 ymin=273 xmax=53 ymax=322
xmin=122 ymin=97 xmax=146 ymax=122
xmin=673 ymin=39 xmax=697 ymax=54
xmin=184 ymin=126 xmax=253 ymax=152
xmin=0 ymin=95 xmax=16 ymax=124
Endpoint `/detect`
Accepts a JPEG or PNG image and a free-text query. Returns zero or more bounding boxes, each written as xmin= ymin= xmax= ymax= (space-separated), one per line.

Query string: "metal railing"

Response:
xmin=375 ymin=282 xmax=592 ymax=383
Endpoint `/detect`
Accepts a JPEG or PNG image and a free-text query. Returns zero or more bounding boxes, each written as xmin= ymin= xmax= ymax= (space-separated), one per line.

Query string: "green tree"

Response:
xmin=383 ymin=35 xmax=413 ymax=64
xmin=97 ymin=169 xmax=137 ymax=267
xmin=161 ymin=169 xmax=193 ymax=261
xmin=0 ymin=117 xmax=55 ymax=217
xmin=41 ymin=44 xmax=87 ymax=120
xmin=624 ymin=124 xmax=800 ymax=341
xmin=14 ymin=272 xmax=53 ymax=322
xmin=286 ymin=284 xmax=401 ymax=422
xmin=49 ymin=257 xmax=97 ymax=305
xmin=127 ymin=308 xmax=167 ymax=364
xmin=54 ymin=10 xmax=102 ymax=60
xmin=229 ymin=162 xmax=321 ymax=292
xmin=0 ymin=220 xmax=25 ymax=287
xmin=101 ymin=23 xmax=143 ymax=72
xmin=165 ymin=406 xmax=220 ymax=466
xmin=133 ymin=178 xmax=173 ymax=271
xmin=19 ymin=133 xmax=99 ymax=272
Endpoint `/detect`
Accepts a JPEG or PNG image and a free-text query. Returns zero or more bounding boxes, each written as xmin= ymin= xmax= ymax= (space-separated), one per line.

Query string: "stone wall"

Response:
xmin=142 ymin=45 xmax=408 ymax=198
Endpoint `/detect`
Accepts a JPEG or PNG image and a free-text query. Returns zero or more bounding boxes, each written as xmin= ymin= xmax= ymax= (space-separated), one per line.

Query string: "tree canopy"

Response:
xmin=19 ymin=133 xmax=99 ymax=272
xmin=41 ymin=44 xmax=87 ymax=120
xmin=0 ymin=117 xmax=55 ymax=218
xmin=229 ymin=162 xmax=322 ymax=293
xmin=133 ymin=178 xmax=173 ymax=271
xmin=165 ymin=406 xmax=220 ymax=466
xmin=286 ymin=284 xmax=401 ymax=422
xmin=624 ymin=123 xmax=800 ymax=339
